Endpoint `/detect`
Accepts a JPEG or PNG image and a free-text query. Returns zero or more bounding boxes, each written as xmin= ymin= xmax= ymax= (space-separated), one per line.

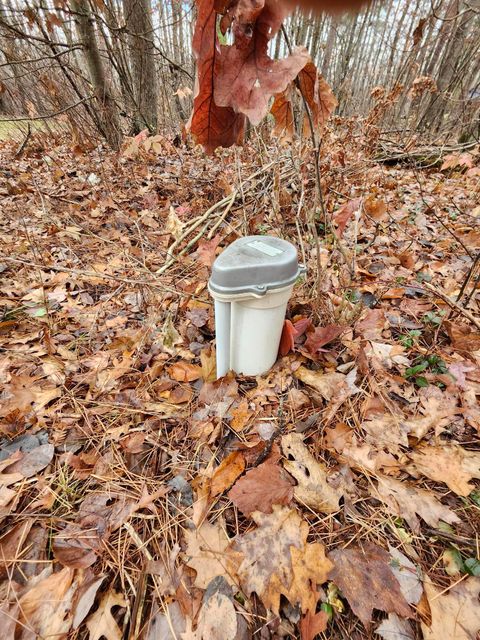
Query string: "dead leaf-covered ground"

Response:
xmin=0 ymin=129 xmax=479 ymax=640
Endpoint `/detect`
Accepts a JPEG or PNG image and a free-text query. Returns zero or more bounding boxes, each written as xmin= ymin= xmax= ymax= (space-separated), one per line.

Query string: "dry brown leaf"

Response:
xmin=4 ymin=443 xmax=54 ymax=478
xmin=329 ymin=543 xmax=412 ymax=628
xmin=232 ymin=505 xmax=332 ymax=614
xmin=86 ymin=589 xmax=126 ymax=640
xmin=422 ymin=577 xmax=480 ymax=640
xmin=210 ymin=451 xmax=246 ymax=497
xmin=165 ymin=206 xmax=184 ymax=240
xmin=364 ymin=194 xmax=387 ymax=221
xmin=408 ymin=445 xmax=480 ymax=496
xmin=299 ymin=609 xmax=329 ymax=640
xmin=196 ymin=590 xmax=237 ymax=640
xmin=184 ymin=519 xmax=234 ymax=589
xmin=72 ymin=574 xmax=105 ymax=630
xmin=169 ymin=361 xmax=202 ymax=382
xmin=355 ymin=308 xmax=386 ymax=340
xmin=230 ymin=399 xmax=253 ymax=432
xmin=373 ymin=476 xmax=460 ymax=532
xmin=145 ymin=543 xmax=180 ymax=596
xmin=376 ymin=614 xmax=414 ymax=640
xmin=0 ymin=520 xmax=33 ymax=580
xmin=228 ymin=459 xmax=294 ymax=516
xmin=146 ymin=601 xmax=187 ymax=640
xmin=200 ymin=346 xmax=216 ymax=382
xmin=389 ymin=546 xmax=422 ymax=605
xmin=53 ymin=487 xmax=168 ymax=568
xmin=294 ymin=366 xmax=346 ymax=401
xmin=445 ymin=320 xmax=480 ymax=352
xmin=281 ymin=433 xmax=343 ymax=513
xmin=17 ymin=567 xmax=78 ymax=640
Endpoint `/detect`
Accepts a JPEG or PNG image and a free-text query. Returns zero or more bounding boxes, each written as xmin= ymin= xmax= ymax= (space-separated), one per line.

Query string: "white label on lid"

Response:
xmin=248 ymin=240 xmax=283 ymax=257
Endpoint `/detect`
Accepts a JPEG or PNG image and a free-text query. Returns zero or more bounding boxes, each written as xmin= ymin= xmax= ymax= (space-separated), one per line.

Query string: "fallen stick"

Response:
xmin=422 ymin=282 xmax=480 ymax=330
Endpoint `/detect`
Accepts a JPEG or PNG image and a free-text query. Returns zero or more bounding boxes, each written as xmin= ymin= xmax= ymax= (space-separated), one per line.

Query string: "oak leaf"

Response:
xmin=445 ymin=320 xmax=480 ymax=352
xmin=197 ymin=234 xmax=222 ymax=267
xmin=228 ymin=459 xmax=294 ymax=515
xmin=329 ymin=543 xmax=412 ymax=628
xmin=281 ymin=433 xmax=343 ymax=513
xmin=294 ymin=366 xmax=347 ymax=401
xmin=86 ymin=589 xmax=126 ymax=640
xmin=422 ymin=576 xmax=480 ymax=640
xmin=373 ymin=476 xmax=460 ymax=532
xmin=408 ymin=445 xmax=480 ymax=496
xmin=184 ymin=519 xmax=234 ymax=588
xmin=232 ymin=505 xmax=332 ymax=614
xmin=333 ymin=198 xmax=362 ymax=238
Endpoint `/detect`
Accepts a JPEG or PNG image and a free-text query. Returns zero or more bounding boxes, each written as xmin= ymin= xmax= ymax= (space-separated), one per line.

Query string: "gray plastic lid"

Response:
xmin=208 ymin=235 xmax=305 ymax=297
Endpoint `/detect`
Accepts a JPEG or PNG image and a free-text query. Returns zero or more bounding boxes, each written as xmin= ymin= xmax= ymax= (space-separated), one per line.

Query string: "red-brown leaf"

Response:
xmin=271 ymin=89 xmax=294 ymax=142
xmin=303 ymin=324 xmax=345 ymax=356
xmin=197 ymin=234 xmax=222 ymax=267
xmin=333 ymin=198 xmax=362 ymax=238
xmin=298 ymin=62 xmax=337 ymax=132
xmin=294 ymin=317 xmax=313 ymax=338
xmin=215 ymin=1 xmax=310 ymax=124
xmin=228 ymin=460 xmax=294 ymax=516
xmin=187 ymin=0 xmax=246 ymax=153
xmin=279 ymin=319 xmax=299 ymax=356
xmin=299 ymin=609 xmax=329 ymax=640
xmin=329 ymin=543 xmax=412 ymax=628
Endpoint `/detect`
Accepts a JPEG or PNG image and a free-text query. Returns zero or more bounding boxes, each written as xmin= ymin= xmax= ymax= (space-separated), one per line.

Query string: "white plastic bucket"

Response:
xmin=211 ymin=285 xmax=293 ymax=377
xmin=208 ymin=235 xmax=304 ymax=378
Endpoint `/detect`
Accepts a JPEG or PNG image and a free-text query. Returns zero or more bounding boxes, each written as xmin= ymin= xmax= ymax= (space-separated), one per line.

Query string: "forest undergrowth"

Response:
xmin=0 ymin=124 xmax=479 ymax=639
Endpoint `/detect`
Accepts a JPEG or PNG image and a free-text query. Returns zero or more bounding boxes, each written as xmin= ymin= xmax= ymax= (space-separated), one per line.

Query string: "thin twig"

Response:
xmin=422 ymin=281 xmax=480 ymax=330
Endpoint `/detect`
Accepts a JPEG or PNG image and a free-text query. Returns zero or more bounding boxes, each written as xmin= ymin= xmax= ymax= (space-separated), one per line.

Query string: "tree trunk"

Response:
xmin=123 ymin=0 xmax=158 ymax=132
xmin=70 ymin=0 xmax=122 ymax=148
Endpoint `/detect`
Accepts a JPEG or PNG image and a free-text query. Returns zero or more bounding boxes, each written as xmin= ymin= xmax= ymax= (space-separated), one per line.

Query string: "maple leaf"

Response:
xmin=216 ymin=9 xmax=309 ymax=124
xmin=228 ymin=459 xmax=294 ymax=515
xmin=329 ymin=543 xmax=412 ymax=628
xmin=187 ymin=0 xmax=246 ymax=153
xmin=231 ymin=505 xmax=332 ymax=614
